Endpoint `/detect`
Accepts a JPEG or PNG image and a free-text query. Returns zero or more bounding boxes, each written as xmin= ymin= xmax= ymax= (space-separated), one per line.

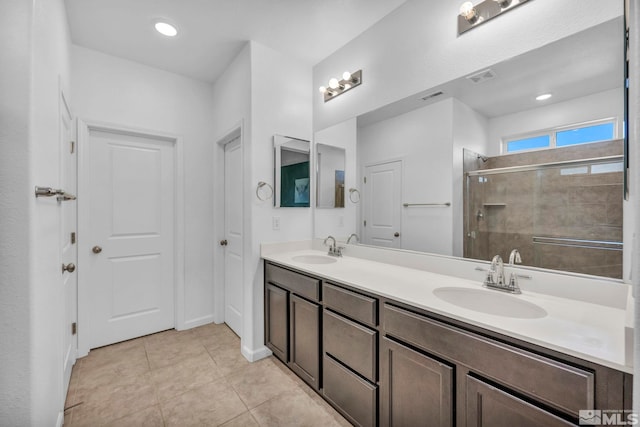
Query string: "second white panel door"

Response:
xmin=84 ymin=126 xmax=175 ymax=349
xmin=223 ymin=136 xmax=243 ymax=337
xmin=363 ymin=160 xmax=402 ymax=248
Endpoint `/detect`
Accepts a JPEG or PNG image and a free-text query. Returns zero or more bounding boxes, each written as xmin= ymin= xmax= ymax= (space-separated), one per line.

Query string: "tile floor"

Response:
xmin=64 ymin=323 xmax=350 ymax=426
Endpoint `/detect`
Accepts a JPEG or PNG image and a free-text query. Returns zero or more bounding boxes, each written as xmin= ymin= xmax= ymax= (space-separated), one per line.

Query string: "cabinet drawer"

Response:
xmin=323 ymin=282 xmax=377 ymax=327
xmin=323 ymin=355 xmax=377 ymax=427
xmin=324 ymin=310 xmax=377 ymax=382
xmin=383 ymin=304 xmax=594 ymax=417
xmin=266 ymin=263 xmax=320 ymax=302
xmin=466 ymin=375 xmax=575 ymax=427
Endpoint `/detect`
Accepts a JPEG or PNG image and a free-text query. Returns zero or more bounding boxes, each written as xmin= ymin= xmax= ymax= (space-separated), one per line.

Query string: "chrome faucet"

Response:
xmin=507 ymin=249 xmax=522 ymax=291
xmin=482 ymin=252 xmax=522 ymax=294
xmin=323 ymin=235 xmax=343 ymax=257
xmin=346 ymin=233 xmax=359 ymax=244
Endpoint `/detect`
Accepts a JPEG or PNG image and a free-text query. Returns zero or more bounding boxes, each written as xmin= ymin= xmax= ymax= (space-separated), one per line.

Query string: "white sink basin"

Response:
xmin=433 ymin=287 xmax=547 ymax=319
xmin=292 ymin=255 xmax=338 ymax=264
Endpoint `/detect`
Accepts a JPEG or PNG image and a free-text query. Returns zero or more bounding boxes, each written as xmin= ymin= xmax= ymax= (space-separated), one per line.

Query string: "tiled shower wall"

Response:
xmin=463 ymin=140 xmax=623 ymax=279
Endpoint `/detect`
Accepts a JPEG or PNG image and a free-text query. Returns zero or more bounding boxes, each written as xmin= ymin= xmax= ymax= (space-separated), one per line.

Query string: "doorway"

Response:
xmin=363 ymin=160 xmax=403 ymax=248
xmin=77 ymin=121 xmax=184 ymax=353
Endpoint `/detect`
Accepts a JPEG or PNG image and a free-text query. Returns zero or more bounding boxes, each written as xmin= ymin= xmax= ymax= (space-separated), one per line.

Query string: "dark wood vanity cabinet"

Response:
xmin=322 ymin=282 xmax=379 ymax=427
xmin=380 ymin=337 xmax=454 ymax=427
xmin=264 ymin=263 xmax=321 ymax=390
xmin=382 ymin=302 xmax=629 ymax=426
xmin=263 ymin=261 xmax=631 ymax=427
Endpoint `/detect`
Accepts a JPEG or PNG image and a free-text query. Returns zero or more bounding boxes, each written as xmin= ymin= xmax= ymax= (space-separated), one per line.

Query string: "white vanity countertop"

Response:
xmin=262 ymin=246 xmax=632 ymax=374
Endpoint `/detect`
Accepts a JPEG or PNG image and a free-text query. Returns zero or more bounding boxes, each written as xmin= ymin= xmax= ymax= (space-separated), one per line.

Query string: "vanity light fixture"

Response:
xmin=458 ymin=0 xmax=529 ymax=35
xmin=154 ymin=21 xmax=178 ymax=37
xmin=319 ymin=69 xmax=363 ymax=102
xmin=536 ymin=93 xmax=552 ymax=101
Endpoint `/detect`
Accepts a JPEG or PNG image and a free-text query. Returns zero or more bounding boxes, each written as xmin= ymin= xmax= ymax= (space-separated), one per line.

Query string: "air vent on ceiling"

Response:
xmin=420 ymin=91 xmax=444 ymax=101
xmin=466 ymin=69 xmax=497 ymax=84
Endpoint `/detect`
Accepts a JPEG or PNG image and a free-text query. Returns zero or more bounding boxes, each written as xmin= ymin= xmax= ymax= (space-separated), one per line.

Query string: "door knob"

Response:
xmin=394 ymin=232 xmax=400 ymax=237
xmin=220 ymin=239 xmax=228 ymax=246
xmin=92 ymin=246 xmax=102 ymax=254
xmin=62 ymin=263 xmax=76 ymax=273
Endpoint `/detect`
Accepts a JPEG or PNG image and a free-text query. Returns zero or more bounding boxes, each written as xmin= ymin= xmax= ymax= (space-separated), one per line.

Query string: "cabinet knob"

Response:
xmin=92 ymin=246 xmax=102 ymax=254
xmin=220 ymin=239 xmax=228 ymax=246
xmin=62 ymin=263 xmax=76 ymax=273
xmin=394 ymin=232 xmax=400 ymax=237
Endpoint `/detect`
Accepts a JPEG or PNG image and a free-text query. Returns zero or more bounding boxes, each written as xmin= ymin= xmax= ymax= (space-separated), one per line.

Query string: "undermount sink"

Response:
xmin=433 ymin=287 xmax=547 ymax=319
xmin=292 ymin=254 xmax=338 ymax=264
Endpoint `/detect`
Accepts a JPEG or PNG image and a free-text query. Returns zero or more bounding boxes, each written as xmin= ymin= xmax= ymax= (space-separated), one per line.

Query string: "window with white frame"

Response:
xmin=502 ymin=119 xmax=618 ymax=154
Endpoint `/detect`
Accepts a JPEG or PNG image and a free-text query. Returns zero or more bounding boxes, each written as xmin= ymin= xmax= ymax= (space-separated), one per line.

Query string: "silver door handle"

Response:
xmin=62 ymin=263 xmax=76 ymax=273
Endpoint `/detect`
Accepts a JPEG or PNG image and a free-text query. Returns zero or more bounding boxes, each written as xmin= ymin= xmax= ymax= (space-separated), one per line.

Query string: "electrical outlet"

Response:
xmin=272 ymin=216 xmax=280 ymax=230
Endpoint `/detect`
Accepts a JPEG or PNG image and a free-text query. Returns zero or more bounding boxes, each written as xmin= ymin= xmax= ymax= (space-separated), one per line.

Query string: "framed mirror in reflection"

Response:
xmin=314 ymin=15 xmax=627 ymax=280
xmin=273 ymin=135 xmax=310 ymax=208
xmin=316 ymin=143 xmax=346 ymax=209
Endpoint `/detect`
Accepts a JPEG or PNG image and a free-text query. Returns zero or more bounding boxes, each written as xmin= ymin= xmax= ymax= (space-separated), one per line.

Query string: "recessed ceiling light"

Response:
xmin=536 ymin=93 xmax=552 ymax=101
xmin=154 ymin=22 xmax=178 ymax=37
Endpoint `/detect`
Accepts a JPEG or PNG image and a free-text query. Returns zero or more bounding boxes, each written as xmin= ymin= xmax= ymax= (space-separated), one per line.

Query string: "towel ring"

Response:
xmin=348 ymin=188 xmax=360 ymax=203
xmin=256 ymin=181 xmax=274 ymax=201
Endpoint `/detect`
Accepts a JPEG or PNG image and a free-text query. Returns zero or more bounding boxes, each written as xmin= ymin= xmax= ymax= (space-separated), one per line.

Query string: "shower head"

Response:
xmin=477 ymin=155 xmax=489 ymax=162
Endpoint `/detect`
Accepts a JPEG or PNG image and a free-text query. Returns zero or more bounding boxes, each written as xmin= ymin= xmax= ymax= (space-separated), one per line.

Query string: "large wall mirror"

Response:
xmin=313 ymin=13 xmax=627 ymax=280
xmin=274 ymin=135 xmax=311 ymax=208
xmin=316 ymin=143 xmax=346 ymax=208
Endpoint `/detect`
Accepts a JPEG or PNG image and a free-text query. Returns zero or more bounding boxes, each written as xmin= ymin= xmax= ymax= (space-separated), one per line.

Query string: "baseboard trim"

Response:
xmin=179 ymin=314 xmax=215 ymax=331
xmin=57 ymin=411 xmax=64 ymax=427
xmin=241 ymin=345 xmax=272 ymax=362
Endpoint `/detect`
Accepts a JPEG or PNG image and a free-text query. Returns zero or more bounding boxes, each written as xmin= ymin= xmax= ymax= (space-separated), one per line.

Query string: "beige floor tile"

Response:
xmin=206 ymin=345 xmax=251 ymax=377
xmin=151 ymin=351 xmax=223 ymax=402
xmin=69 ymin=372 xmax=158 ymax=426
xmin=160 ymin=379 xmax=247 ymax=427
xmin=145 ymin=339 xmax=209 ymax=370
xmin=227 ymin=358 xmax=299 ymax=409
xmin=78 ymin=340 xmax=150 ymax=382
xmin=219 ymin=411 xmax=260 ymax=427
xmin=196 ymin=323 xmax=240 ymax=350
xmin=104 ymin=405 xmax=164 ymax=427
xmin=250 ymin=388 xmax=343 ymax=427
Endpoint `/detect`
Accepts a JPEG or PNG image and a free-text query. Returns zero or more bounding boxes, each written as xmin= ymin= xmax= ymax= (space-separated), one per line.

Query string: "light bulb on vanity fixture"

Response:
xmin=458 ymin=0 xmax=529 ymax=35
xmin=459 ymin=2 xmax=478 ymax=24
xmin=319 ymin=69 xmax=363 ymax=103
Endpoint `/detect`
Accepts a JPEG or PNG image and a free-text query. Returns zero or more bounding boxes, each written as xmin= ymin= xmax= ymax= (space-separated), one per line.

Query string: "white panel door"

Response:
xmin=60 ymin=92 xmax=77 ymax=396
xmin=85 ymin=127 xmax=175 ymax=349
xmin=363 ymin=161 xmax=402 ymax=248
xmin=223 ymin=137 xmax=243 ymax=337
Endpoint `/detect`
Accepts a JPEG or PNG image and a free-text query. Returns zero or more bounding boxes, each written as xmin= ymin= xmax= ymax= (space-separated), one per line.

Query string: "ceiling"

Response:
xmin=64 ymin=0 xmax=407 ymax=83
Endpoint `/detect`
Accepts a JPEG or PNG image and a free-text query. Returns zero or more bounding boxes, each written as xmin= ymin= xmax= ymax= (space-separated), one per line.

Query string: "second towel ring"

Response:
xmin=256 ymin=181 xmax=274 ymax=201
xmin=348 ymin=188 xmax=360 ymax=203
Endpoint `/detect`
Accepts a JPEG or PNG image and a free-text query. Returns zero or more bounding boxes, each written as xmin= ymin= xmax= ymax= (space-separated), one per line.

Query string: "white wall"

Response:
xmin=358 ymin=99 xmax=456 ymax=255
xmin=246 ymin=42 xmax=313 ymax=358
xmin=452 ymin=98 xmax=490 ymax=256
xmin=71 ymin=46 xmax=217 ymax=329
xmin=488 ymin=88 xmax=624 ymax=155
xmin=313 ymin=0 xmax=622 ymax=132
xmin=1 ymin=0 xmax=72 ymax=424
xmin=314 ymin=118 xmax=358 ymax=240
xmin=0 ymin=2 xmax=34 ymax=424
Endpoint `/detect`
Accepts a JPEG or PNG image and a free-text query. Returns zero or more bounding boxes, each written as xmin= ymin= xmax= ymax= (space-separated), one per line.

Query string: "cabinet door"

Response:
xmin=380 ymin=337 xmax=454 ymax=427
xmin=265 ymin=283 xmax=288 ymax=362
xmin=466 ymin=375 xmax=575 ymax=427
xmin=290 ymin=294 xmax=321 ymax=390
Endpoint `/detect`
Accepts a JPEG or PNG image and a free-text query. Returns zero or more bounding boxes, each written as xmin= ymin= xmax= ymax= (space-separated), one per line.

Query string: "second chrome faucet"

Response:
xmin=483 ymin=249 xmax=523 ymax=294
